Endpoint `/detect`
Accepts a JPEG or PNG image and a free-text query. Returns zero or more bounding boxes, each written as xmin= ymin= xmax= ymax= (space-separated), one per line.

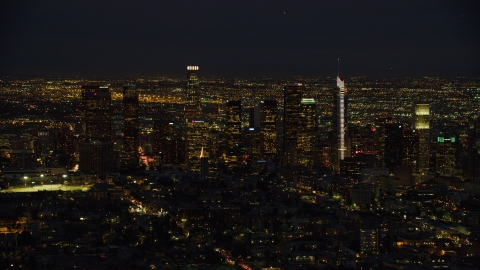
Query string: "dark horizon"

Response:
xmin=1 ymin=0 xmax=479 ymax=78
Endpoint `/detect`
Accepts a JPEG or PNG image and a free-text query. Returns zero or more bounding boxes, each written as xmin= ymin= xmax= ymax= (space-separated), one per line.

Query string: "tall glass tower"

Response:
xmin=283 ymin=83 xmax=303 ymax=166
xmin=298 ymin=98 xmax=317 ymax=168
xmin=261 ymin=100 xmax=278 ymax=161
xmin=123 ymin=84 xmax=139 ymax=170
xmin=333 ymin=75 xmax=347 ymax=172
xmin=82 ymin=85 xmax=112 ymax=142
xmin=226 ymin=100 xmax=242 ymax=170
xmin=414 ymin=102 xmax=430 ymax=181
xmin=185 ymin=66 xmax=200 ymax=118
xmin=80 ymin=85 xmax=113 ymax=176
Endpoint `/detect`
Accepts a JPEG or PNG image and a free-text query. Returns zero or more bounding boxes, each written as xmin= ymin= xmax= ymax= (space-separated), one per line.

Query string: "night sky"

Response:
xmin=1 ymin=0 xmax=478 ymax=77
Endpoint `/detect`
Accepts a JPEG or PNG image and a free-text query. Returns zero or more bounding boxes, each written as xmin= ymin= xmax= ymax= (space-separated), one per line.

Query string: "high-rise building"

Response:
xmin=374 ymin=116 xmax=394 ymax=167
xmin=436 ymin=134 xmax=457 ymax=176
xmin=384 ymin=123 xmax=403 ymax=168
xmin=123 ymin=84 xmax=139 ymax=170
xmin=401 ymin=128 xmax=418 ymax=167
xmin=80 ymin=85 xmax=113 ymax=175
xmin=56 ymin=127 xmax=74 ymax=157
xmin=298 ymin=98 xmax=317 ymax=168
xmin=465 ymin=114 xmax=480 ymax=180
xmin=249 ymin=106 xmax=261 ymax=128
xmin=243 ymin=127 xmax=261 ymax=162
xmin=186 ymin=119 xmax=210 ymax=174
xmin=261 ymin=100 xmax=277 ymax=161
xmin=185 ymin=66 xmax=200 ymax=118
xmin=82 ymin=85 xmax=112 ymax=142
xmin=226 ymin=100 xmax=242 ymax=170
xmin=153 ymin=121 xmax=185 ymax=166
xmin=78 ymin=140 xmax=114 ymax=176
xmin=414 ymin=103 xmax=430 ymax=178
xmin=283 ymin=83 xmax=303 ymax=166
xmin=332 ymin=75 xmax=347 ymax=172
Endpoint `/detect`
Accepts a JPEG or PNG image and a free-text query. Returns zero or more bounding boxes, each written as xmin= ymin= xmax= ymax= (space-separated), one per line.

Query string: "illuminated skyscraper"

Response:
xmin=374 ymin=116 xmax=394 ymax=167
xmin=436 ymin=134 xmax=457 ymax=176
xmin=226 ymin=100 xmax=242 ymax=170
xmin=80 ymin=85 xmax=113 ymax=175
xmin=78 ymin=140 xmax=114 ymax=175
xmin=153 ymin=121 xmax=185 ymax=166
xmin=123 ymin=84 xmax=139 ymax=170
xmin=186 ymin=119 xmax=210 ymax=174
xmin=283 ymin=83 xmax=303 ymax=166
xmin=332 ymin=75 xmax=347 ymax=172
xmin=384 ymin=123 xmax=403 ymax=168
xmin=260 ymin=100 xmax=277 ymax=161
xmin=414 ymin=103 xmax=430 ymax=178
xmin=401 ymin=127 xmax=418 ymax=167
xmin=185 ymin=65 xmax=200 ymax=118
xmin=82 ymin=85 xmax=112 ymax=142
xmin=298 ymin=98 xmax=317 ymax=168
xmin=184 ymin=65 xmax=208 ymax=174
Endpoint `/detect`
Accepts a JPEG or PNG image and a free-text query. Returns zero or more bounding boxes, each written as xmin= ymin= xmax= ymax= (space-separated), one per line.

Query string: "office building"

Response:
xmin=401 ymin=128 xmax=418 ymax=167
xmin=283 ymin=83 xmax=303 ymax=166
xmin=185 ymin=65 xmax=201 ymax=118
xmin=374 ymin=116 xmax=394 ymax=167
xmin=243 ymin=127 xmax=261 ymax=162
xmin=436 ymin=134 xmax=457 ymax=176
xmin=123 ymin=84 xmax=139 ymax=170
xmin=249 ymin=106 xmax=261 ymax=128
xmin=384 ymin=123 xmax=403 ymax=168
xmin=82 ymin=85 xmax=112 ymax=142
xmin=414 ymin=103 xmax=430 ymax=178
xmin=261 ymin=100 xmax=277 ymax=161
xmin=226 ymin=100 xmax=242 ymax=170
xmin=186 ymin=119 xmax=210 ymax=174
xmin=153 ymin=120 xmax=185 ymax=166
xmin=78 ymin=140 xmax=114 ymax=176
xmin=332 ymin=75 xmax=347 ymax=172
xmin=80 ymin=85 xmax=113 ymax=175
xmin=298 ymin=98 xmax=317 ymax=168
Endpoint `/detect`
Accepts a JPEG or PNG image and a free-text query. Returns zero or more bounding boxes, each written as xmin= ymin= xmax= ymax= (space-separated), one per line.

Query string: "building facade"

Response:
xmin=283 ymin=83 xmax=303 ymax=166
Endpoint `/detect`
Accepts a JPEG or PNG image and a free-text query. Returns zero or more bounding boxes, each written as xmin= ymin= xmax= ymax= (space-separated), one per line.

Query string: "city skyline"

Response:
xmin=1 ymin=0 xmax=478 ymax=78
xmin=1 ymin=67 xmax=480 ymax=269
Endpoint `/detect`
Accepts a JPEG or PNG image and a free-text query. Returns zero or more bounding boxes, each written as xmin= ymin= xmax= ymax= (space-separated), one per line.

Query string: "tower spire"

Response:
xmin=337 ymin=58 xmax=340 ymax=77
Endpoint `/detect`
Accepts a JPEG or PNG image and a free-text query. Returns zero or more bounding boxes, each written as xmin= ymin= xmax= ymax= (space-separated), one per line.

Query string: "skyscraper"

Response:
xmin=186 ymin=119 xmax=210 ymax=174
xmin=184 ymin=65 xmax=208 ymax=174
xmin=283 ymin=83 xmax=303 ymax=166
xmin=401 ymin=127 xmax=418 ymax=167
xmin=185 ymin=66 xmax=200 ymax=118
xmin=154 ymin=120 xmax=185 ymax=166
xmin=464 ymin=113 xmax=480 ymax=180
xmin=414 ymin=103 xmax=430 ymax=179
xmin=384 ymin=123 xmax=403 ymax=168
xmin=298 ymin=98 xmax=317 ymax=168
xmin=374 ymin=116 xmax=394 ymax=167
xmin=82 ymin=85 xmax=112 ymax=142
xmin=332 ymin=75 xmax=347 ymax=172
xmin=226 ymin=100 xmax=242 ymax=170
xmin=436 ymin=134 xmax=457 ymax=176
xmin=78 ymin=140 xmax=114 ymax=176
xmin=261 ymin=100 xmax=277 ymax=161
xmin=80 ymin=85 xmax=113 ymax=175
xmin=123 ymin=84 xmax=139 ymax=170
